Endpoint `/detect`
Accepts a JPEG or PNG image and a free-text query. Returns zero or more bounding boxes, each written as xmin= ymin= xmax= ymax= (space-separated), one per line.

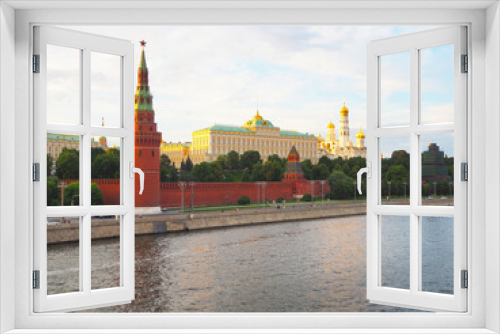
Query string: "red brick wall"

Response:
xmin=69 ymin=179 xmax=330 ymax=207
xmin=159 ymin=181 xmax=329 ymax=208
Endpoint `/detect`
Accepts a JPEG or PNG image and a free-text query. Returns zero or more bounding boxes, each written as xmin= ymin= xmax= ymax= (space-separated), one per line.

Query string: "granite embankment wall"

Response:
xmin=47 ymin=203 xmax=366 ymax=244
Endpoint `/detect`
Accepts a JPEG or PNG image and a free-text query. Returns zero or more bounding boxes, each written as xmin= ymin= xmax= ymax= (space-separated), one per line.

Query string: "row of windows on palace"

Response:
xmin=189 ymin=137 xmax=316 ymax=149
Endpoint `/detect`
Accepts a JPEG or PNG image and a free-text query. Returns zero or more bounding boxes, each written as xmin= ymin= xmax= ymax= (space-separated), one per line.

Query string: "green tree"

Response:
xmin=211 ymin=163 xmax=224 ymax=181
xmin=312 ymin=163 xmax=329 ymax=180
xmin=227 ymin=150 xmax=240 ymax=170
xmin=342 ymin=163 xmax=351 ymax=176
xmin=438 ymin=179 xmax=450 ymax=196
xmin=263 ymin=160 xmax=283 ymax=181
xmin=240 ymin=150 xmax=261 ymax=171
xmin=328 ymin=170 xmax=354 ymax=200
xmin=56 ymin=148 xmax=79 ymax=179
xmin=300 ymin=159 xmax=313 ymax=180
xmin=47 ymin=177 xmax=60 ymax=206
xmin=193 ymin=162 xmax=213 ymax=182
xmin=215 ymin=155 xmax=228 ymax=170
xmin=160 ymin=164 xmax=178 ymax=182
xmin=92 ymin=153 xmax=120 ymax=178
xmin=422 ymin=182 xmax=432 ymax=197
xmin=91 ymin=147 xmax=106 ymax=161
xmin=91 ymin=183 xmax=104 ymax=205
xmin=61 ymin=182 xmax=104 ymax=206
xmin=318 ymin=156 xmax=333 ymax=171
xmin=385 ymin=165 xmax=409 ymax=196
xmin=47 ymin=154 xmax=53 ymax=177
xmin=160 ymin=154 xmax=172 ymax=167
xmin=237 ymin=196 xmax=251 ymax=205
xmin=242 ymin=167 xmax=251 ymax=182
xmin=391 ymin=150 xmax=410 ymax=171
xmin=250 ymin=161 xmax=265 ymax=181
xmin=301 ymin=193 xmax=313 ymax=202
xmin=183 ymin=156 xmax=194 ymax=172
xmin=268 ymin=154 xmax=287 ymax=168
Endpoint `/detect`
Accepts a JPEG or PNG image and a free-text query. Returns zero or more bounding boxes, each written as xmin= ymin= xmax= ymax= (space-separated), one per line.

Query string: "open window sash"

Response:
xmin=33 ymin=26 xmax=135 ymax=312
xmin=365 ymin=26 xmax=467 ymax=312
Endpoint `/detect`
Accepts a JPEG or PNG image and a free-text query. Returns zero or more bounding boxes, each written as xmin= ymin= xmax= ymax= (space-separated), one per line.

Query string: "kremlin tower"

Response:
xmin=135 ymin=41 xmax=162 ymax=213
xmin=338 ymin=99 xmax=352 ymax=147
xmin=284 ymin=144 xmax=309 ymax=199
xmin=317 ymin=100 xmax=366 ymax=159
xmin=356 ymin=127 xmax=365 ymax=148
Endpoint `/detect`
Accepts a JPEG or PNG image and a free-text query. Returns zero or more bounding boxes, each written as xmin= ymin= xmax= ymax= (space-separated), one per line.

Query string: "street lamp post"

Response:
xmin=449 ymin=181 xmax=453 ymax=198
xmin=403 ymin=181 xmax=407 ymax=202
xmin=387 ymin=181 xmax=392 ymax=202
xmin=353 ymin=181 xmax=357 ymax=202
xmin=262 ymin=181 xmax=267 ymax=207
xmin=257 ymin=182 xmax=260 ymax=209
xmin=321 ymin=181 xmax=325 ymax=203
xmin=189 ymin=181 xmax=195 ymax=212
xmin=57 ymin=181 xmax=68 ymax=207
xmin=433 ymin=181 xmax=437 ymax=198
xmin=179 ymin=181 xmax=186 ymax=212
xmin=310 ymin=181 xmax=315 ymax=202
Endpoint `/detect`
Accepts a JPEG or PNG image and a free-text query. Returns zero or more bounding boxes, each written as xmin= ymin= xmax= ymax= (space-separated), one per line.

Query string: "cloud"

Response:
xmin=60 ymin=25 xmax=439 ymax=151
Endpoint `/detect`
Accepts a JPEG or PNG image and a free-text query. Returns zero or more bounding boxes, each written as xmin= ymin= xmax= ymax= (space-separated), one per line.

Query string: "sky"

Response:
xmin=50 ymin=25 xmax=454 ymax=157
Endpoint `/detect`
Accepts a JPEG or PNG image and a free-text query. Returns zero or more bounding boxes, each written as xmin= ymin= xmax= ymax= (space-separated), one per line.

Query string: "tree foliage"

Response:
xmin=56 ymin=148 xmax=79 ymax=179
xmin=92 ymin=152 xmax=120 ymax=178
xmin=328 ymin=170 xmax=355 ymax=200
xmin=240 ymin=150 xmax=261 ymax=171
xmin=237 ymin=196 xmax=251 ymax=205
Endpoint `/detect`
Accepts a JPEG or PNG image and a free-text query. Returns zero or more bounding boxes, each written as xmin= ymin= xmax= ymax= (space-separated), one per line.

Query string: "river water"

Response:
xmin=47 ymin=215 xmax=453 ymax=312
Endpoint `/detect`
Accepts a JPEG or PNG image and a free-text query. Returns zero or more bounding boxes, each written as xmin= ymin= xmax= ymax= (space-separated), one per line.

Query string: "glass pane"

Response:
xmin=421 ymin=216 xmax=454 ymax=294
xmin=421 ymin=133 xmax=454 ymax=206
xmin=47 ymin=216 xmax=80 ymax=295
xmin=380 ymin=136 xmax=410 ymax=205
xmin=91 ymin=136 xmax=121 ymax=205
xmin=381 ymin=215 xmax=410 ymax=289
xmin=47 ymin=133 xmax=81 ymax=206
xmin=420 ymin=44 xmax=454 ymax=124
xmin=380 ymin=52 xmax=410 ymax=127
xmin=46 ymin=44 xmax=81 ymax=125
xmin=91 ymin=215 xmax=121 ymax=290
xmin=91 ymin=52 xmax=121 ymax=128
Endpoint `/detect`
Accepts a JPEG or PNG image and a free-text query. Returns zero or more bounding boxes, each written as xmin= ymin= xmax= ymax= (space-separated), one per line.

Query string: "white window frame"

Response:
xmin=32 ymin=26 xmax=135 ymax=313
xmin=1 ymin=2 xmax=498 ymax=333
xmin=366 ymin=26 xmax=467 ymax=312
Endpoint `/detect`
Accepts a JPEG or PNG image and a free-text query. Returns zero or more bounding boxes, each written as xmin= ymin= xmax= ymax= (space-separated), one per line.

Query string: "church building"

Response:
xmin=318 ymin=100 xmax=367 ymax=159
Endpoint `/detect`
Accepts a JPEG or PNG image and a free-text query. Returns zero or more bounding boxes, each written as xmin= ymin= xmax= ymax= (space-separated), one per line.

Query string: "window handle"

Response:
xmin=129 ymin=162 xmax=144 ymax=195
xmin=357 ymin=162 xmax=371 ymax=195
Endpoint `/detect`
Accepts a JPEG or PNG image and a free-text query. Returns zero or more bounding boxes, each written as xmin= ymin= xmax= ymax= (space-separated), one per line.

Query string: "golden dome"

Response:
xmin=327 ymin=121 xmax=335 ymax=129
xmin=356 ymin=127 xmax=365 ymax=139
xmin=340 ymin=100 xmax=349 ymax=117
xmin=253 ymin=109 xmax=263 ymax=121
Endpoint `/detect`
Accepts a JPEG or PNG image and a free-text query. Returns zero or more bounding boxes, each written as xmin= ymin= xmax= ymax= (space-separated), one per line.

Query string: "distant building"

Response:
xmin=422 ymin=143 xmax=451 ymax=184
xmin=46 ymin=134 xmax=108 ymax=174
xmin=161 ymin=110 xmax=318 ymax=167
xmin=318 ymin=100 xmax=366 ymax=159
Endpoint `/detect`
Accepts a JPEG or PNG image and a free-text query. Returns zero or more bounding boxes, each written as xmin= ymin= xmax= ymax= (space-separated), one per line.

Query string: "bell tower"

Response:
xmin=135 ymin=41 xmax=162 ymax=213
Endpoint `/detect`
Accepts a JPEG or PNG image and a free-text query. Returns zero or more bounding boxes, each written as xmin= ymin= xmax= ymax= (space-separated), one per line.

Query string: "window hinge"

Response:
xmin=461 ymin=54 xmax=468 ymax=73
xmin=461 ymin=162 xmax=468 ymax=181
xmin=461 ymin=270 xmax=468 ymax=289
xmin=33 ymin=163 xmax=40 ymax=182
xmin=33 ymin=54 xmax=40 ymax=73
xmin=33 ymin=270 xmax=40 ymax=289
